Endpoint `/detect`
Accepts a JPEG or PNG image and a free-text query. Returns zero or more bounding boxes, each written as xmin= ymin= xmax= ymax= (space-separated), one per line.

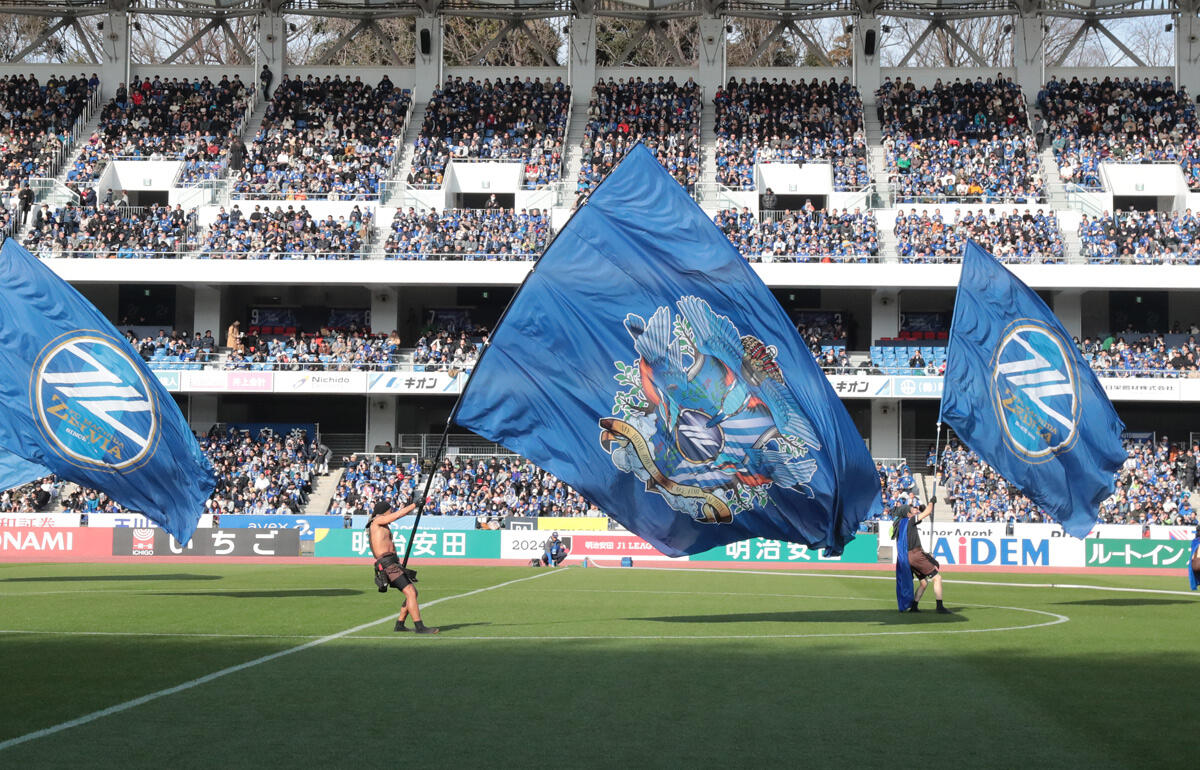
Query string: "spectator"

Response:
xmin=713 ymin=76 xmax=869 ymax=191
xmin=578 ymin=76 xmax=700 ymax=194
xmin=713 ymin=206 xmax=879 ymax=262
xmin=384 ymin=206 xmax=551 ymax=261
xmin=877 ymin=74 xmax=1043 ymax=203
xmin=260 ymin=65 xmax=273 ymax=99
xmin=894 ymin=207 xmax=1064 ymax=263
xmin=234 ymin=74 xmax=411 ymax=198
xmin=409 ymin=75 xmax=569 ymax=190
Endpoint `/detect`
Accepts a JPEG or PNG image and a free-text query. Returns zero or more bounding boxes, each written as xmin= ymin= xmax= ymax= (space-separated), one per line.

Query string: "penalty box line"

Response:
xmin=0 ymin=568 xmax=565 ymax=753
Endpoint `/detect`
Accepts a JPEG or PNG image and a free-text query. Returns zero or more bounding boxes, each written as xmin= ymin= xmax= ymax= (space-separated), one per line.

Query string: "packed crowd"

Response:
xmin=383 ymin=206 xmax=551 ymax=260
xmin=233 ymin=74 xmax=410 ymax=198
xmin=712 ymin=206 xmax=880 ymax=262
xmin=0 ymin=73 xmax=96 ymax=193
xmin=328 ymin=454 xmax=597 ymax=519
xmin=224 ymin=328 xmax=403 ymax=371
xmin=877 ymin=460 xmax=923 ymax=515
xmin=199 ymin=203 xmax=372 ymax=260
xmin=0 ymin=477 xmax=58 ymax=513
xmin=128 ymin=328 xmax=218 ymax=366
xmin=712 ymin=77 xmax=869 ymax=191
xmin=893 ymin=207 xmax=1065 ymax=263
xmin=578 ymin=76 xmax=701 ymax=194
xmin=1075 ymin=329 xmax=1200 ymax=377
xmin=94 ymin=74 xmax=253 ymax=183
xmin=408 ymin=76 xmax=569 ymax=189
xmin=23 ymin=201 xmax=199 ymax=258
xmin=57 ymin=428 xmax=322 ymax=516
xmin=1077 ymin=209 xmax=1200 ymax=264
xmin=1038 ymin=75 xmax=1197 ymax=190
xmin=877 ymin=75 xmax=1043 ymax=202
xmin=199 ymin=429 xmax=320 ymax=515
xmin=410 ymin=328 xmax=483 ymax=372
xmin=927 ymin=438 xmax=1197 ymax=525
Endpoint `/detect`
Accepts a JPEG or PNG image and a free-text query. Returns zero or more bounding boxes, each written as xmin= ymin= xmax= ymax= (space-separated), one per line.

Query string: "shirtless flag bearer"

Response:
xmin=368 ymin=500 xmax=439 ymax=633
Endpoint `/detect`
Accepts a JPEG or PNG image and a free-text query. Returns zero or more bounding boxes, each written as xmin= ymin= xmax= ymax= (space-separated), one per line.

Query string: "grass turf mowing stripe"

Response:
xmin=0 ymin=567 xmax=565 ymax=753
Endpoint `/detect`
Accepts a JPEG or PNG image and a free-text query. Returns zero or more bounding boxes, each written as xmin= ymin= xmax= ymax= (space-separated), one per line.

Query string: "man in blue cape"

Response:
xmin=892 ymin=496 xmax=950 ymax=613
xmin=1189 ymin=527 xmax=1200 ymax=591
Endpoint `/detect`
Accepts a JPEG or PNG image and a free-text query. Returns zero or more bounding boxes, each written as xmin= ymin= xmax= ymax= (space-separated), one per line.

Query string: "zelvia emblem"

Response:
xmin=990 ymin=320 xmax=1080 ymax=461
xmin=601 ymin=296 xmax=821 ymax=523
xmin=32 ymin=333 xmax=158 ymax=471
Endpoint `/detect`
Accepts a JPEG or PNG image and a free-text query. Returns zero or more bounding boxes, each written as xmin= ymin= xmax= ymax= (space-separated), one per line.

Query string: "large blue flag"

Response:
xmin=940 ymin=240 xmax=1125 ymax=538
xmin=0 ymin=238 xmax=215 ymax=543
xmin=454 ymin=145 xmax=882 ymax=557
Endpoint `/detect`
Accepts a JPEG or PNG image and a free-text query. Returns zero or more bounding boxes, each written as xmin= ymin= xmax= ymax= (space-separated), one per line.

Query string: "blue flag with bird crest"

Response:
xmin=453 ymin=145 xmax=882 ymax=557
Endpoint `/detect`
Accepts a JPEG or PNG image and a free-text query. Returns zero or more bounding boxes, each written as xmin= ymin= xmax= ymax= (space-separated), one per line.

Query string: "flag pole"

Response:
xmin=929 ymin=421 xmax=943 ymax=545
xmin=401 ymin=420 xmax=451 ymax=571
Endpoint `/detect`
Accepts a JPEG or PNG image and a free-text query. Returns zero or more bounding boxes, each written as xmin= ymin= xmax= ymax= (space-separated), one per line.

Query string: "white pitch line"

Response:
xmin=604 ymin=564 xmax=1200 ymax=598
xmin=0 ymin=568 xmax=565 ymax=753
xmin=346 ymin=602 xmax=1068 ymax=641
xmin=0 ymin=587 xmax=363 ymax=598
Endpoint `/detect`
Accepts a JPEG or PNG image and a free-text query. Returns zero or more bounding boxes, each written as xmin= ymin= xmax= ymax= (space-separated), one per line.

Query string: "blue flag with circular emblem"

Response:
xmin=940 ymin=240 xmax=1126 ymax=538
xmin=0 ymin=238 xmax=215 ymax=544
xmin=453 ymin=144 xmax=882 ymax=557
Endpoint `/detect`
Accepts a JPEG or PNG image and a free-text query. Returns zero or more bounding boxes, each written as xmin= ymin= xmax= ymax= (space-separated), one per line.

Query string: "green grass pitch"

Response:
xmin=0 ymin=561 xmax=1196 ymax=767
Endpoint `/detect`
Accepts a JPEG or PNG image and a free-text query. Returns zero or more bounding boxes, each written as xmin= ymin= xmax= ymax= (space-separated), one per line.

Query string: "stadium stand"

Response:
xmin=893 ymin=207 xmax=1065 ymax=263
xmin=0 ymin=73 xmax=96 ymax=194
xmin=199 ymin=203 xmax=372 ymax=260
xmin=96 ymin=74 xmax=254 ymax=183
xmin=383 ymin=206 xmax=551 ymax=260
xmin=713 ymin=206 xmax=880 ymax=262
xmin=233 ymin=74 xmax=410 ymax=198
xmin=329 ymin=454 xmax=597 ymax=518
xmin=877 ymin=75 xmax=1044 ymax=203
xmin=60 ymin=428 xmax=322 ymax=516
xmin=926 ymin=437 xmax=1198 ymax=525
xmin=407 ymin=75 xmax=569 ymax=189
xmin=712 ymin=76 xmax=869 ymax=191
xmin=24 ymin=201 xmax=199 ymax=258
xmin=1038 ymin=75 xmax=1196 ymax=190
xmin=577 ymin=76 xmax=701 ymax=194
xmin=1077 ymin=209 xmax=1200 ymax=264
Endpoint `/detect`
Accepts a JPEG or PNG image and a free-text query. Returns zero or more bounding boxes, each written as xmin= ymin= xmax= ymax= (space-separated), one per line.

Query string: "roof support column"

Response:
xmin=256 ymin=4 xmax=286 ymax=91
xmin=568 ymin=14 xmax=597 ymax=107
xmin=1176 ymin=11 xmax=1200 ymax=101
xmin=696 ymin=16 xmax=726 ymax=98
xmin=414 ymin=15 xmax=443 ymax=102
xmin=1012 ymin=12 xmax=1044 ymax=102
xmin=853 ymin=18 xmax=881 ymax=106
xmin=99 ymin=7 xmax=129 ymax=102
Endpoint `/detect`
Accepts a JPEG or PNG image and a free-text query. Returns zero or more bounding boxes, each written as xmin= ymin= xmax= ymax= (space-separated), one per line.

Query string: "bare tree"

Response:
xmin=0 ymin=14 xmax=98 ymax=64
xmin=129 ymin=14 xmax=257 ymax=65
xmin=596 ymin=18 xmax=697 ymax=67
xmin=289 ymin=17 xmax=415 ymax=66
xmin=443 ymin=17 xmax=564 ymax=66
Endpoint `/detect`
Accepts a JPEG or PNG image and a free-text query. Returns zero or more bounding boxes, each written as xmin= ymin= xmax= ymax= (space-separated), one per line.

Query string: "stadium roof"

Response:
xmin=0 ymin=0 xmax=1183 ymax=19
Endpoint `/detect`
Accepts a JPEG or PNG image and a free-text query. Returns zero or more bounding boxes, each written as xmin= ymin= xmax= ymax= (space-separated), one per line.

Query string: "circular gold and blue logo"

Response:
xmin=990 ymin=320 xmax=1079 ymax=462
xmin=31 ymin=332 xmax=159 ymax=471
